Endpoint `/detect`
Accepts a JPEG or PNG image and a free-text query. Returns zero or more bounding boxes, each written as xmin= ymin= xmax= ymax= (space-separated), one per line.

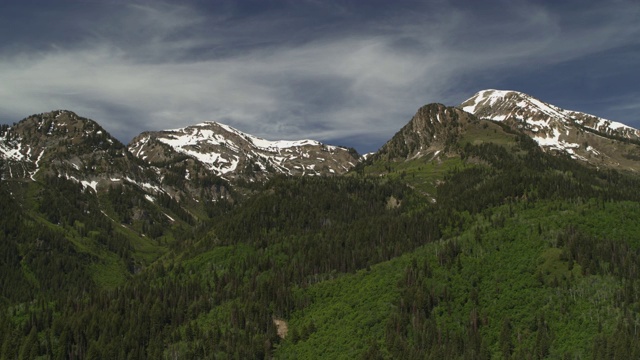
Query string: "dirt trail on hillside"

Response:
xmin=273 ymin=319 xmax=288 ymax=339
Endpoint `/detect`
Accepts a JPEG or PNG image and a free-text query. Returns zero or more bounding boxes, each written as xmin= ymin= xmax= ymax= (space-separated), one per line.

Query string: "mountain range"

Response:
xmin=3 ymin=89 xmax=640 ymax=191
xmin=2 ymin=90 xmax=640 ymax=359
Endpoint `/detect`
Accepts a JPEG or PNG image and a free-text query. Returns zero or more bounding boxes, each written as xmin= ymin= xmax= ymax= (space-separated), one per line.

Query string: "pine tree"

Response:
xmin=500 ymin=318 xmax=513 ymax=360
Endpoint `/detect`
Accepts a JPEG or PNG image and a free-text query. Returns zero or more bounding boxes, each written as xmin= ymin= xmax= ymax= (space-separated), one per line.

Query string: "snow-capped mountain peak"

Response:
xmin=128 ymin=121 xmax=358 ymax=180
xmin=461 ymin=89 xmax=639 ymax=138
xmin=461 ymin=89 xmax=567 ymax=122
xmin=460 ymin=89 xmax=640 ymax=170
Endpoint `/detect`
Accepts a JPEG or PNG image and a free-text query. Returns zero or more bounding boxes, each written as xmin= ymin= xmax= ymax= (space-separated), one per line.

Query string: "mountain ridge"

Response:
xmin=460 ymin=89 xmax=639 ymax=140
xmin=4 ymin=89 xmax=640 ymax=190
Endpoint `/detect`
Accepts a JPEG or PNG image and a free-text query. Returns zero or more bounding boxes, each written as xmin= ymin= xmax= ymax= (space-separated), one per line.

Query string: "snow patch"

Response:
xmin=532 ymin=128 xmax=581 ymax=156
xmin=215 ymin=122 xmax=322 ymax=151
xmin=81 ymin=180 xmax=99 ymax=193
xmin=125 ymin=176 xmax=165 ymax=194
xmin=462 ymin=89 xmax=515 ymax=113
xmin=0 ymin=138 xmax=25 ymax=161
xmin=30 ymin=149 xmax=46 ymax=181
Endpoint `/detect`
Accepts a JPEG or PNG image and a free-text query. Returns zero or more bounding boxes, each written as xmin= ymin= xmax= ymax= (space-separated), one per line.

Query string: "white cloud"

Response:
xmin=1 ymin=0 xmax=639 ymax=152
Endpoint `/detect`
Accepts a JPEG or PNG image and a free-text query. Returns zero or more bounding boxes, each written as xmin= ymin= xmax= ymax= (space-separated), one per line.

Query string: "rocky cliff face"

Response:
xmin=0 ymin=110 xmax=142 ymax=188
xmin=372 ymin=103 xmax=482 ymax=162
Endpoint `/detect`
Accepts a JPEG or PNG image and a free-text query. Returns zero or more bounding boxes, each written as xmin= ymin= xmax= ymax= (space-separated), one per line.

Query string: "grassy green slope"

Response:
xmin=277 ymin=199 xmax=639 ymax=359
xmin=275 ymin=257 xmax=405 ymax=359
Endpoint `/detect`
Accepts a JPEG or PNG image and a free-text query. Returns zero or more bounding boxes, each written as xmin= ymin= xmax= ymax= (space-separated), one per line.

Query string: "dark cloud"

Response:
xmin=1 ymin=0 xmax=639 ymax=153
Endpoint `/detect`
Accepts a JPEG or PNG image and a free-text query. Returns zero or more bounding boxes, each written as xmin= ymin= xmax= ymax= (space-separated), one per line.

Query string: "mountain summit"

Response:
xmin=0 ymin=110 xmax=139 ymax=187
xmin=460 ymin=89 xmax=640 ymax=171
xmin=373 ymin=103 xmax=479 ymax=162
xmin=128 ymin=121 xmax=359 ymax=181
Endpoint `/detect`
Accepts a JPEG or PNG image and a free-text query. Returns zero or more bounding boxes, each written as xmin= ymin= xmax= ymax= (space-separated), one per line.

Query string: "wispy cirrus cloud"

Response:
xmin=1 ymin=0 xmax=639 ymax=153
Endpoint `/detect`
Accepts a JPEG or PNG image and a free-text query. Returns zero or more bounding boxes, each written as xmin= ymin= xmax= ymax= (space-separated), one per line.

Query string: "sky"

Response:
xmin=1 ymin=0 xmax=639 ymax=154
